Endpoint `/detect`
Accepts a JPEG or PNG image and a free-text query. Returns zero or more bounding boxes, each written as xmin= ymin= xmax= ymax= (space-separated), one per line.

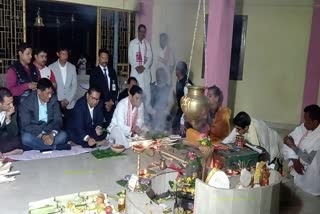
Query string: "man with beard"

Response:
xmin=33 ymin=48 xmax=56 ymax=88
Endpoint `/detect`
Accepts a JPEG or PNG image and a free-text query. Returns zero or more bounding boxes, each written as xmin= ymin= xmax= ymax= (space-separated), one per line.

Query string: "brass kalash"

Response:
xmin=181 ymin=86 xmax=211 ymax=180
xmin=180 ymin=86 xmax=210 ymax=128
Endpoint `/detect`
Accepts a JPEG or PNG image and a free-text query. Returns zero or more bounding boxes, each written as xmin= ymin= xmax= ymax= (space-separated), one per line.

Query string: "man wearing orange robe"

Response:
xmin=186 ymin=85 xmax=231 ymax=146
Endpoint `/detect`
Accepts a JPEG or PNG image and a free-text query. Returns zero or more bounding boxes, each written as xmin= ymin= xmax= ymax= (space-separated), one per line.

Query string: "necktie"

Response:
xmin=103 ymin=68 xmax=109 ymax=90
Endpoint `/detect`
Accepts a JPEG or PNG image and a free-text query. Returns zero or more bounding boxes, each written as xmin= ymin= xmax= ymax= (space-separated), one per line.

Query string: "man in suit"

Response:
xmin=118 ymin=77 xmax=138 ymax=102
xmin=49 ymin=47 xmax=77 ymax=122
xmin=0 ymin=87 xmax=23 ymax=155
xmin=67 ymin=87 xmax=108 ymax=148
xmin=19 ymin=78 xmax=70 ymax=151
xmin=90 ymin=48 xmax=119 ymax=127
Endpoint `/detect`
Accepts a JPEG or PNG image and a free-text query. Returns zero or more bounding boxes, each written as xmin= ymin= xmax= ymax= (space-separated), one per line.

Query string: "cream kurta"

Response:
xmin=108 ymin=97 xmax=144 ymax=148
xmin=128 ymin=38 xmax=153 ymax=92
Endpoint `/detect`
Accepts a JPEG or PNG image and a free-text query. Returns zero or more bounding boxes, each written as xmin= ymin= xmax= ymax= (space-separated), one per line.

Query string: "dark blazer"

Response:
xmin=19 ymin=91 xmax=63 ymax=136
xmin=118 ymin=88 xmax=129 ymax=102
xmin=89 ymin=65 xmax=119 ymax=103
xmin=67 ymin=95 xmax=105 ymax=147
xmin=0 ymin=113 xmax=18 ymax=137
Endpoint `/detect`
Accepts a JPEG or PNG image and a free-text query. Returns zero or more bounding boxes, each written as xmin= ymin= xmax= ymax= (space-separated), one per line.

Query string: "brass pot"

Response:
xmin=181 ymin=86 xmax=210 ymax=128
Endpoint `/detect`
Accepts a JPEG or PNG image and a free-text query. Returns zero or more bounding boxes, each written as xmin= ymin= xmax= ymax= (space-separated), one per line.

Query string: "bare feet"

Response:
xmin=3 ymin=149 xmax=23 ymax=156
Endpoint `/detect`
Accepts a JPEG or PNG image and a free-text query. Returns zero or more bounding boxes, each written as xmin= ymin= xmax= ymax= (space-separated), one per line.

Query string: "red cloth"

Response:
xmin=169 ymin=162 xmax=186 ymax=179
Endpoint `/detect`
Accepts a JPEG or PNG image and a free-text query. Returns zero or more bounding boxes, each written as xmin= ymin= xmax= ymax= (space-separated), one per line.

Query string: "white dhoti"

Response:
xmin=109 ymin=126 xmax=130 ymax=148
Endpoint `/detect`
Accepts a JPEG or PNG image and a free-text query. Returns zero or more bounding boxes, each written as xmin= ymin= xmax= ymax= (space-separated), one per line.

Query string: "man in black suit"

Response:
xmin=19 ymin=78 xmax=70 ymax=151
xmin=89 ymin=48 xmax=119 ymax=127
xmin=67 ymin=87 xmax=108 ymax=148
xmin=0 ymin=87 xmax=23 ymax=155
xmin=118 ymin=77 xmax=138 ymax=102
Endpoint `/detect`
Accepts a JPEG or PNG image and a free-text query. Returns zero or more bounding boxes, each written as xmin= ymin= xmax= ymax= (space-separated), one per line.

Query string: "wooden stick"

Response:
xmin=159 ymin=150 xmax=187 ymax=164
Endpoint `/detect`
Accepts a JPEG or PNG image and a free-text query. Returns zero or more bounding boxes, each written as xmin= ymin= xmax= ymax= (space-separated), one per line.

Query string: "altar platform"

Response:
xmin=0 ymin=147 xmax=319 ymax=213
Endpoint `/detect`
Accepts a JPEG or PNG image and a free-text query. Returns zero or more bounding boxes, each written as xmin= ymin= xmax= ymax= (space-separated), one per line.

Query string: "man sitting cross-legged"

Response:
xmin=108 ymin=85 xmax=144 ymax=148
xmin=67 ymin=87 xmax=108 ymax=148
xmin=0 ymin=87 xmax=23 ymax=156
xmin=19 ymin=78 xmax=70 ymax=151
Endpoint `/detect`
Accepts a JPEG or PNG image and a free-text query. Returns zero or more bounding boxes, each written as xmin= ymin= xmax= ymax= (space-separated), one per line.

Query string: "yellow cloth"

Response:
xmin=186 ymin=106 xmax=231 ymax=145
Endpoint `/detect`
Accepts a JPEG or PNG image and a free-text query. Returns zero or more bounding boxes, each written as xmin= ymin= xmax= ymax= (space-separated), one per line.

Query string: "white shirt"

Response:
xmin=39 ymin=66 xmax=52 ymax=80
xmin=99 ymin=65 xmax=110 ymax=91
xmin=0 ymin=111 xmax=7 ymax=126
xmin=108 ymin=97 xmax=144 ymax=137
xmin=83 ymin=104 xmax=95 ymax=141
xmin=88 ymin=104 xmax=94 ymax=121
xmin=58 ymin=61 xmax=67 ymax=85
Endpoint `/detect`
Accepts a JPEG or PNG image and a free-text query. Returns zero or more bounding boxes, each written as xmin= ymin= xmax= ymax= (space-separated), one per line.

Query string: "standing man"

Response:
xmin=33 ymin=48 xmax=57 ymax=88
xmin=172 ymin=61 xmax=192 ymax=134
xmin=128 ymin=24 xmax=153 ymax=114
xmin=0 ymin=87 xmax=23 ymax=155
xmin=19 ymin=78 xmax=70 ymax=151
xmin=6 ymin=43 xmax=38 ymax=105
xmin=49 ymin=47 xmax=77 ymax=119
xmin=154 ymin=33 xmax=175 ymax=85
xmin=90 ymin=48 xmax=118 ymax=127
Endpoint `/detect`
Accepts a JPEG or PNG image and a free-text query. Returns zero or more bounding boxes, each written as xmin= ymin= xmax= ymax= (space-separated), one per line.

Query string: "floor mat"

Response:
xmin=6 ymin=145 xmax=110 ymax=161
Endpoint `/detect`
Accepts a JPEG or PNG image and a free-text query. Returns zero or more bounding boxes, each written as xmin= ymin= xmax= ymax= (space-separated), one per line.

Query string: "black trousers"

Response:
xmin=0 ymin=136 xmax=23 ymax=153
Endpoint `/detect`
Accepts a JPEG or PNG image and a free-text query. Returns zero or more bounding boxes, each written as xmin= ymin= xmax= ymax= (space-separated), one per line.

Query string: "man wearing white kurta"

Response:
xmin=153 ymin=33 xmax=175 ymax=86
xmin=108 ymin=85 xmax=144 ymax=148
xmin=283 ymin=105 xmax=320 ymax=196
xmin=222 ymin=111 xmax=282 ymax=161
xmin=128 ymin=24 xmax=153 ymax=113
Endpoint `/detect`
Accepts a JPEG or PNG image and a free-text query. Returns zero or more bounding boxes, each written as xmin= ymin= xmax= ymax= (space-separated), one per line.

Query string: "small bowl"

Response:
xmin=132 ymin=144 xmax=145 ymax=153
xmin=111 ymin=144 xmax=125 ymax=153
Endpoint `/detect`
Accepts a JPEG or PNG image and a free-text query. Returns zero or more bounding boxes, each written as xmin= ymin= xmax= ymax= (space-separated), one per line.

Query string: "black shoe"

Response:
xmin=55 ymin=144 xmax=71 ymax=151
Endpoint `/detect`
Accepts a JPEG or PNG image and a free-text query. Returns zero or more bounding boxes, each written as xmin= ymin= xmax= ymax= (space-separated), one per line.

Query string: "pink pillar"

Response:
xmin=205 ymin=0 xmax=235 ymax=105
xmin=301 ymin=0 xmax=320 ymax=118
xmin=136 ymin=0 xmax=153 ymax=41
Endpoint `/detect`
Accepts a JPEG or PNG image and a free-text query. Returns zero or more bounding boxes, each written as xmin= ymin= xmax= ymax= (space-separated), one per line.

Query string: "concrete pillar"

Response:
xmin=302 ymin=0 xmax=320 ymax=117
xmin=205 ymin=0 xmax=235 ymax=105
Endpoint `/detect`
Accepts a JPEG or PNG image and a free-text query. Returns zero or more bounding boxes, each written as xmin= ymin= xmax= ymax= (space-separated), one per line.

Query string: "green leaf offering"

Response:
xmin=91 ymin=149 xmax=126 ymax=159
xmin=116 ymin=180 xmax=128 ymax=188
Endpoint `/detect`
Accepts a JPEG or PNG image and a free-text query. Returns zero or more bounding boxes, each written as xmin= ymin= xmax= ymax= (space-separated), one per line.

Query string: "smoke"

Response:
xmin=144 ymin=67 xmax=175 ymax=134
xmin=134 ymin=0 xmax=206 ymax=134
